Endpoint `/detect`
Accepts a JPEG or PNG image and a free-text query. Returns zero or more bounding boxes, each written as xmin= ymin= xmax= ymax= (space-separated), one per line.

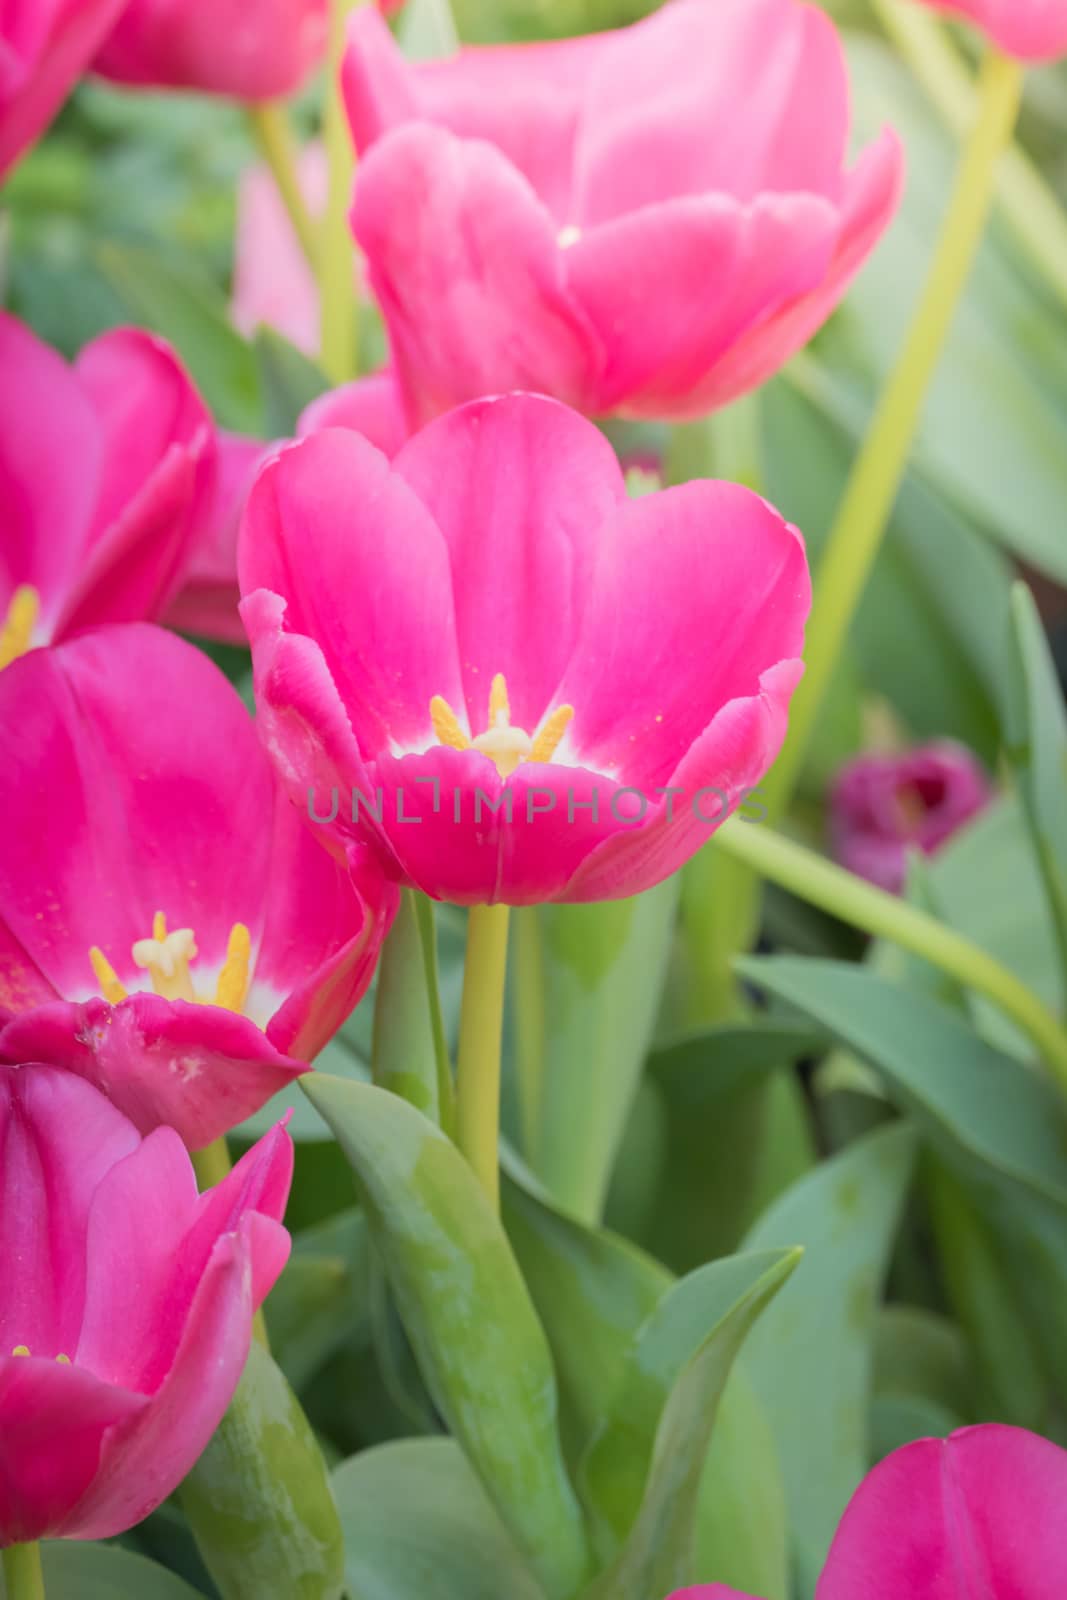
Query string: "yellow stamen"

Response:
xmin=89 ymin=946 xmax=128 ymax=1004
xmin=153 ymin=910 xmax=168 ymax=941
xmin=0 ymin=585 xmax=40 ymax=671
xmin=488 ymin=672 xmax=510 ymax=728
xmin=215 ymin=923 xmax=252 ymax=1013
xmin=530 ymin=704 xmax=574 ymax=764
xmin=11 ymin=1345 xmax=30 ymax=1357
xmin=430 ymin=695 xmax=471 ymax=751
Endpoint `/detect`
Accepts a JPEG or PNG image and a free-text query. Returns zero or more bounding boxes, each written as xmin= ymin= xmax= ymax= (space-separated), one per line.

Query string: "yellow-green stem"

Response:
xmin=872 ymin=0 xmax=1067 ymax=308
xmin=246 ymin=102 xmax=319 ymax=268
xmin=318 ymin=0 xmax=360 ymax=383
xmin=2 ymin=1543 xmax=45 ymax=1600
xmin=456 ymin=904 xmax=511 ymax=1212
xmin=763 ymin=45 xmax=1024 ymax=818
xmin=192 ymin=1138 xmax=270 ymax=1348
xmin=714 ymin=818 xmax=1067 ymax=1097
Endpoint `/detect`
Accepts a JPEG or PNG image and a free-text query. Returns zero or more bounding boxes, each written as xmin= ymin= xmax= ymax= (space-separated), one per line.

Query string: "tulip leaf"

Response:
xmin=18 ymin=1545 xmax=206 ymax=1599
xmin=264 ymin=1209 xmax=371 ymax=1393
xmin=253 ymin=326 xmax=329 ymax=436
xmin=737 ymin=1121 xmax=916 ymax=1590
xmin=582 ymin=1248 xmax=800 ymax=1598
xmin=180 ymin=1340 xmax=345 ymax=1600
xmin=302 ymin=1073 xmax=591 ymax=1600
xmin=96 ymin=240 xmax=264 ymax=433
xmin=372 ymin=889 xmax=454 ymax=1131
xmin=398 ymin=0 xmax=461 ymax=59
xmin=1003 ymin=582 xmax=1067 ymax=997
xmin=515 ymin=878 xmax=679 ymax=1223
xmin=332 ymin=1438 xmax=544 ymax=1600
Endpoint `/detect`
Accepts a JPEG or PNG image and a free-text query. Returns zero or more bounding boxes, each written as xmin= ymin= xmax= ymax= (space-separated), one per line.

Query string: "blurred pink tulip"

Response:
xmin=93 ymin=0 xmax=328 ymax=100
xmin=0 ymin=1064 xmax=292 ymax=1545
xmin=0 ymin=313 xmax=215 ymax=670
xmin=0 ymin=624 xmax=397 ymax=1148
xmin=0 ymin=0 xmax=127 ymax=176
xmin=668 ymin=1424 xmax=1067 ymax=1598
xmin=342 ymin=0 xmax=903 ymax=425
xmin=239 ymin=393 xmax=810 ymax=906
xmin=232 ymin=143 xmax=328 ymax=356
xmin=910 ymin=0 xmax=1067 ymax=60
xmin=829 ymin=741 xmax=990 ymax=894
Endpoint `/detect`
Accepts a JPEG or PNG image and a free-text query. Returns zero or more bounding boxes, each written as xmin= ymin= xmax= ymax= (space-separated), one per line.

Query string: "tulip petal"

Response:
xmin=353 ymin=122 xmax=603 ymax=425
xmin=0 ymin=1065 xmax=140 ymax=1359
xmin=394 ymin=393 xmax=625 ymax=732
xmin=164 ymin=430 xmax=266 ymax=645
xmin=919 ymin=1 xmax=1067 ymax=62
xmin=240 ymin=429 xmax=465 ymax=757
xmin=556 ymin=483 xmax=809 ymax=790
xmin=0 ymin=0 xmax=128 ymax=178
xmin=299 ymin=370 xmax=411 ymax=457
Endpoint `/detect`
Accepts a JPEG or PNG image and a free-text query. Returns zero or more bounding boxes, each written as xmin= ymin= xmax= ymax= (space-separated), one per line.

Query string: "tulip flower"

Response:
xmin=232 ymin=144 xmax=328 ymax=356
xmin=0 ymin=624 xmax=397 ymax=1149
xmin=0 ymin=1063 xmax=292 ymax=1546
xmin=93 ymin=0 xmax=328 ymax=100
xmin=0 ymin=314 xmax=215 ymax=671
xmin=667 ymin=1423 xmax=1067 ymax=1598
xmin=910 ymin=0 xmax=1067 ymax=61
xmin=829 ymin=741 xmax=990 ymax=895
xmin=341 ymin=0 xmax=903 ymax=426
xmin=0 ymin=0 xmax=128 ymax=177
xmin=239 ymin=392 xmax=810 ymax=906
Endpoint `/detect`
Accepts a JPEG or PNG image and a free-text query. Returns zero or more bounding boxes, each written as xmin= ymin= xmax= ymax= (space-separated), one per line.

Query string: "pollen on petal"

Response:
xmin=215 ymin=923 xmax=252 ymax=1013
xmin=55 ymin=1353 xmax=71 ymax=1365
xmin=0 ymin=585 xmax=40 ymax=671
xmin=11 ymin=1345 xmax=30 ymax=1357
xmin=430 ymin=695 xmax=471 ymax=751
xmin=89 ymin=946 xmax=128 ymax=1004
xmin=530 ymin=704 xmax=574 ymax=764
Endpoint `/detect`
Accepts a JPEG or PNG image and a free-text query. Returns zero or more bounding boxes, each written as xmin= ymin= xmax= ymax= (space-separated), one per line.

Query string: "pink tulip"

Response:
xmin=668 ymin=1424 xmax=1067 ymax=1598
xmin=0 ymin=624 xmax=397 ymax=1148
xmin=342 ymin=0 xmax=903 ymax=426
xmin=0 ymin=313 xmax=215 ymax=671
xmin=232 ymin=144 xmax=328 ymax=356
xmin=0 ymin=0 xmax=128 ymax=177
xmin=165 ymin=375 xmax=409 ymax=645
xmin=829 ymin=741 xmax=990 ymax=895
xmin=239 ymin=393 xmax=810 ymax=906
xmin=910 ymin=0 xmax=1067 ymax=61
xmin=93 ymin=0 xmax=328 ymax=100
xmin=0 ymin=1064 xmax=292 ymax=1545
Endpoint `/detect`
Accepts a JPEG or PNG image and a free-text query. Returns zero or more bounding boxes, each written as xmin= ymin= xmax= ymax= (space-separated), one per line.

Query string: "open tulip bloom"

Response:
xmin=911 ymin=0 xmax=1067 ymax=61
xmin=0 ymin=313 xmax=215 ymax=671
xmin=0 ymin=1065 xmax=292 ymax=1545
xmin=0 ymin=624 xmax=397 ymax=1148
xmin=668 ymin=1423 xmax=1067 ymax=1598
xmin=239 ymin=393 xmax=811 ymax=906
xmin=342 ymin=0 xmax=903 ymax=425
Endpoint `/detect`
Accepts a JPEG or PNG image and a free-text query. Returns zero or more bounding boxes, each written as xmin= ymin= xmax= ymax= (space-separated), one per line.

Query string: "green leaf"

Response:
xmin=517 ymin=879 xmax=679 ymax=1223
xmin=7 ymin=1546 xmax=207 ymax=1599
xmin=180 ymin=1341 xmax=345 ymax=1600
xmin=695 ymin=1368 xmax=791 ymax=1600
xmin=302 ymin=1074 xmax=590 ymax=1600
xmin=333 ymin=1438 xmax=544 ymax=1600
xmin=1003 ymin=582 xmax=1067 ymax=996
xmin=96 ymin=241 xmax=263 ymax=432
xmin=264 ymin=1209 xmax=372 ymax=1393
xmin=397 ymin=0 xmax=461 ymax=59
xmin=582 ymin=1249 xmax=800 ymax=1598
xmin=254 ymin=327 xmax=330 ymax=437
xmin=738 ymin=1122 xmax=916 ymax=1589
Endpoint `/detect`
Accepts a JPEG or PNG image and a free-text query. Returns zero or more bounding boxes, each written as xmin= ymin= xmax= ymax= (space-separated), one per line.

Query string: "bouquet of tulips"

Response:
xmin=3 ymin=0 xmax=1067 ymax=1595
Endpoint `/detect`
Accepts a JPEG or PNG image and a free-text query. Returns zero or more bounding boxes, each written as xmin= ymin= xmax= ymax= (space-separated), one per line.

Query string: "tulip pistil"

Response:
xmin=429 ymin=672 xmax=574 ymax=779
xmin=89 ymin=911 xmax=252 ymax=1012
xmin=0 ymin=585 xmax=40 ymax=671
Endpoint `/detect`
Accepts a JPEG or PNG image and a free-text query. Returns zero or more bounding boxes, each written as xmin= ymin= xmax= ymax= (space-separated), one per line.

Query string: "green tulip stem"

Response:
xmin=763 ymin=44 xmax=1024 ymax=819
xmin=456 ymin=904 xmax=512 ymax=1211
xmin=2 ymin=1543 xmax=45 ymax=1600
xmin=714 ymin=817 xmax=1067 ymax=1097
xmin=246 ymin=102 xmax=319 ymax=268
xmin=319 ymin=0 xmax=360 ymax=383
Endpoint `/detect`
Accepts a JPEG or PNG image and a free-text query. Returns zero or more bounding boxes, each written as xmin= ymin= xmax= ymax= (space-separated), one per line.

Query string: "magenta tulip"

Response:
xmin=0 ymin=624 xmax=397 ymax=1148
xmin=232 ymin=143 xmax=328 ymax=356
xmin=0 ymin=1064 xmax=292 ymax=1545
xmin=911 ymin=0 xmax=1067 ymax=60
xmin=0 ymin=0 xmax=127 ymax=177
xmin=239 ymin=393 xmax=810 ymax=906
xmin=829 ymin=741 xmax=990 ymax=894
xmin=93 ymin=0 xmax=328 ymax=100
xmin=0 ymin=314 xmax=215 ymax=670
xmin=668 ymin=1424 xmax=1067 ymax=1598
xmin=342 ymin=0 xmax=903 ymax=426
